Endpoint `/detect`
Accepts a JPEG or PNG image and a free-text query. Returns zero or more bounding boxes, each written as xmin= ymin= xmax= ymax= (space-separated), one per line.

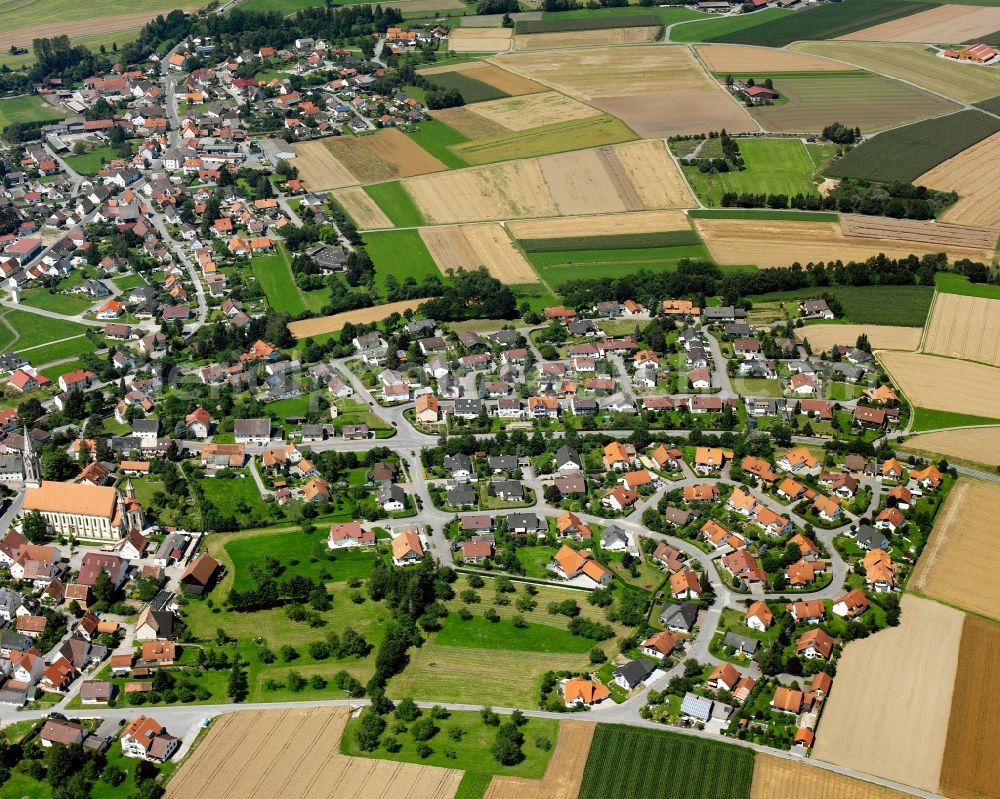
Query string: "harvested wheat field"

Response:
xmin=404 ymin=159 xmax=559 ymax=223
xmin=696 ymin=44 xmax=856 ymax=73
xmin=879 ymin=351 xmax=1000 ymax=417
xmin=813 ymin=595 xmax=963 ymax=793
xmin=291 ymin=139 xmax=359 ymax=190
xmin=491 ymin=46 xmax=758 ymax=137
xmin=751 ymin=755 xmax=923 ymax=799
xmin=694 ymin=218 xmax=993 ymax=267
xmin=840 ymin=214 xmax=997 ymax=259
xmin=419 ymin=62 xmax=545 ymax=95
xmin=420 ymin=224 xmax=539 ymax=283
xmin=939 ymin=615 xmax=1000 ymax=799
xmin=792 ymin=42 xmax=1000 ymax=104
xmin=910 ymin=480 xmax=1000 ymax=621
xmin=513 ymin=27 xmax=659 ymax=51
xmin=903 ymin=427 xmax=1000 ymax=468
xmin=466 ymin=91 xmax=600 ymax=131
xmin=430 ymin=107 xmax=509 ymax=139
xmin=918 ymin=132 xmax=1000 ymax=229
xmin=289 ymin=300 xmax=425 ymax=338
xmin=403 ymin=142 xmax=692 ymax=224
xmin=838 ymin=4 xmax=1000 ymax=44
xmin=331 ymin=187 xmax=393 ymax=230
xmin=323 ymin=129 xmax=447 ymax=184
xmin=484 ymin=721 xmax=594 ymax=799
xmin=799 ymin=324 xmax=921 ymax=353
xmin=449 ymin=27 xmax=513 ymax=52
xmin=165 ymin=707 xmax=461 ymax=799
xmin=924 ymin=292 xmax=1000 ymax=367
xmin=508 ymin=209 xmax=691 ymax=239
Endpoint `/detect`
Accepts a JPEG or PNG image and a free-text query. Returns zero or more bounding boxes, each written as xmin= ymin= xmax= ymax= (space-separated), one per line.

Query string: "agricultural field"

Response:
xmin=330 ymin=186 xmax=393 ymax=230
xmin=0 ymin=95 xmax=66 ymax=128
xmin=164 ymin=708 xmax=462 ymax=799
xmin=923 ymin=292 xmax=1000 ymax=367
xmin=798 ymin=324 xmax=921 ymax=353
xmin=513 ymin=27 xmax=660 ymax=50
xmin=527 ymin=242 xmax=710 ymax=286
xmin=747 ymin=285 xmax=934 ymax=326
xmin=903 ymin=426 xmax=1000 ymax=466
xmin=450 ymin=114 xmax=638 ymax=166
xmin=0 ymin=26 xmax=143 ymax=70
xmin=910 ymin=480 xmax=1000 ymax=621
xmin=518 ymin=229 xmax=700 ymax=253
xmin=879 ymin=351 xmax=1000 ymax=417
xmin=449 ymin=27 xmax=512 ymax=53
xmin=425 ymin=71 xmax=511 ymax=104
xmin=827 ymin=109 xmax=1000 ymax=182
xmin=402 ymin=140 xmax=694 ymax=224
xmin=291 ymin=139 xmax=360 ymax=191
xmin=287 ymin=299 xmax=427 ymax=338
xmin=840 ymin=214 xmax=998 ymax=257
xmin=362 ymin=228 xmax=442 ymax=292
xmin=939 ymin=615 xmax=1000 ymax=799
xmin=514 ymin=14 xmax=662 ymax=34
xmin=419 ymin=62 xmax=546 ymax=96
xmin=838 ymin=3 xmax=1000 ymax=43
xmin=750 ymin=755 xmax=924 ymax=799
xmin=507 ymin=209 xmax=691 ymax=240
xmin=917 ymin=131 xmax=1000 ymax=229
xmin=455 ymin=91 xmax=599 ymax=132
xmin=695 ymin=44 xmax=855 ymax=73
xmin=704 ymin=0 xmax=933 ymax=47
xmin=670 ymin=8 xmax=793 ymax=44
xmin=484 ymin=721 xmax=594 ymax=799
xmin=934 ymin=272 xmax=1000 ymax=299
xmin=682 ymin=138 xmax=835 ymax=205
xmin=578 ymin=724 xmax=755 ymax=799
xmin=362 ymin=181 xmax=427 ymax=228
xmin=749 ymin=73 xmax=957 ymax=134
xmin=488 ymin=45 xmax=757 ymax=138
xmin=793 ymin=42 xmax=1000 ymax=103
xmin=812 ymin=595 xmax=963 ymax=794
xmin=250 ymin=247 xmax=328 ymax=315
xmin=320 ymin=129 xmax=448 ymax=184
xmin=420 ymin=223 xmax=539 ymax=284
xmin=693 ymin=217 xmax=992 ymax=268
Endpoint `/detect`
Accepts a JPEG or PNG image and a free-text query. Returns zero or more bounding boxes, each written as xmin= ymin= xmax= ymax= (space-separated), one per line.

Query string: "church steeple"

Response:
xmin=22 ymin=426 xmax=40 ymax=488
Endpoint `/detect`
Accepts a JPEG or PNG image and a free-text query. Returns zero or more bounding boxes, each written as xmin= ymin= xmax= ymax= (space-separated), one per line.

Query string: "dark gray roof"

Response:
xmin=506 ymin=512 xmax=543 ymax=530
xmin=722 ymin=631 xmax=759 ymax=655
xmin=659 ymin=601 xmax=698 ymax=629
xmin=234 ymin=418 xmax=271 ymax=437
xmin=614 ymin=658 xmax=655 ymax=685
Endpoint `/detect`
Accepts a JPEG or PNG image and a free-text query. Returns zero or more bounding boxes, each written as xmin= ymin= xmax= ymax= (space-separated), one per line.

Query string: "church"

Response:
xmin=18 ymin=430 xmax=143 ymax=542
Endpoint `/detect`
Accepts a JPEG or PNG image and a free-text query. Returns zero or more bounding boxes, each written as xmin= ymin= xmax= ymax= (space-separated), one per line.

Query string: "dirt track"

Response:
xmin=165 ymin=707 xmax=461 ymax=799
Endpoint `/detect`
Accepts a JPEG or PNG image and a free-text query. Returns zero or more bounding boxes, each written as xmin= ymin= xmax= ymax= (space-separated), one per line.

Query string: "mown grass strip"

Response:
xmin=687 ymin=209 xmax=839 ymax=222
xmin=518 ymin=230 xmax=700 ymax=252
xmin=363 ymin=181 xmax=426 ymax=228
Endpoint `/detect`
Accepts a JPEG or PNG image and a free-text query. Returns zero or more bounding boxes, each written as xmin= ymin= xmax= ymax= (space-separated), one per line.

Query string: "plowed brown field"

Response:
xmin=939 ymin=615 xmax=1000 ymax=799
xmin=812 ymin=595 xmax=962 ymax=794
xmin=420 ymin=224 xmax=539 ymax=283
xmin=289 ymin=300 xmax=425 ymax=338
xmin=513 ymin=27 xmax=659 ymax=50
xmin=484 ymin=721 xmax=594 ymax=799
xmin=695 ymin=218 xmax=994 ymax=267
xmin=879 ymin=351 xmax=1000 ymax=416
xmin=840 ymin=215 xmax=997 ymax=257
xmin=449 ymin=28 xmax=512 ymax=52
xmin=903 ymin=427 xmax=1000 ymax=467
xmin=919 ymin=132 xmax=1000 ymax=229
xmin=798 ymin=324 xmax=921 ymax=353
xmin=696 ymin=44 xmax=856 ymax=72
xmin=164 ymin=707 xmax=461 ymax=799
xmin=291 ymin=139 xmax=360 ymax=191
xmin=838 ymin=4 xmax=1000 ymax=43
xmin=751 ymin=755 xmax=924 ymax=799
xmin=923 ymin=292 xmax=1000 ymax=367
xmin=910 ymin=480 xmax=1000 ymax=621
xmin=332 ymin=187 xmax=393 ymax=230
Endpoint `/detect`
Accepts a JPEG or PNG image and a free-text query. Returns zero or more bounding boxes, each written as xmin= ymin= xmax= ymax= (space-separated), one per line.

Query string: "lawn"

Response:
xmin=406 ymin=119 xmax=469 ymax=169
xmin=514 ymin=545 xmax=558 ymax=579
xmin=64 ymin=146 xmax=121 ymax=175
xmin=362 ymin=228 xmax=443 ymax=292
xmin=0 ymin=94 xmax=66 ymax=128
xmin=342 ymin=710 xmax=559 ymax=780
xmin=224 ymin=528 xmax=377 ymax=592
xmin=435 ymin=614 xmax=592 ymax=653
xmin=731 ymin=377 xmax=782 ymax=397
xmin=682 ymin=139 xmax=836 ymax=206
xmin=331 ymin=397 xmax=395 ymax=436
xmin=671 ymin=7 xmax=791 ymax=42
xmin=250 ymin=244 xmax=329 ymax=315
xmin=19 ymin=287 xmax=95 ymax=315
xmin=363 ymin=181 xmax=427 ymax=227
xmin=112 ymin=273 xmax=148 ymax=291
xmin=747 ymin=284 xmax=934 ymax=326
xmin=578 ymin=724 xmax=756 ymax=799
xmin=910 ymin=407 xmax=1000 ymax=432
xmin=196 ymin=470 xmax=269 ymax=520
xmin=934 ymin=272 xmax=1000 ymax=300
xmin=15 ymin=335 xmax=96 ymax=366
xmin=528 ymin=245 xmax=714 ymax=287
xmin=451 ymin=114 xmax=637 ymax=165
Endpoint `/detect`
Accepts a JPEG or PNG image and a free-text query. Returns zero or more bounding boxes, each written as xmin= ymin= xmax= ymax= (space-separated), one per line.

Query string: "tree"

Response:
xmin=492 ymin=721 xmax=524 ymax=766
xmin=91 ymin=570 xmax=115 ymax=604
xmin=410 ymin=717 xmax=438 ymax=741
xmin=395 ymin=697 xmax=420 ymax=722
xmin=589 ymin=646 xmax=607 ymax=664
xmin=355 ymin=708 xmax=386 ymax=751
xmin=22 ymin=510 xmax=47 ymax=542
xmin=227 ymin=656 xmax=248 ymax=702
